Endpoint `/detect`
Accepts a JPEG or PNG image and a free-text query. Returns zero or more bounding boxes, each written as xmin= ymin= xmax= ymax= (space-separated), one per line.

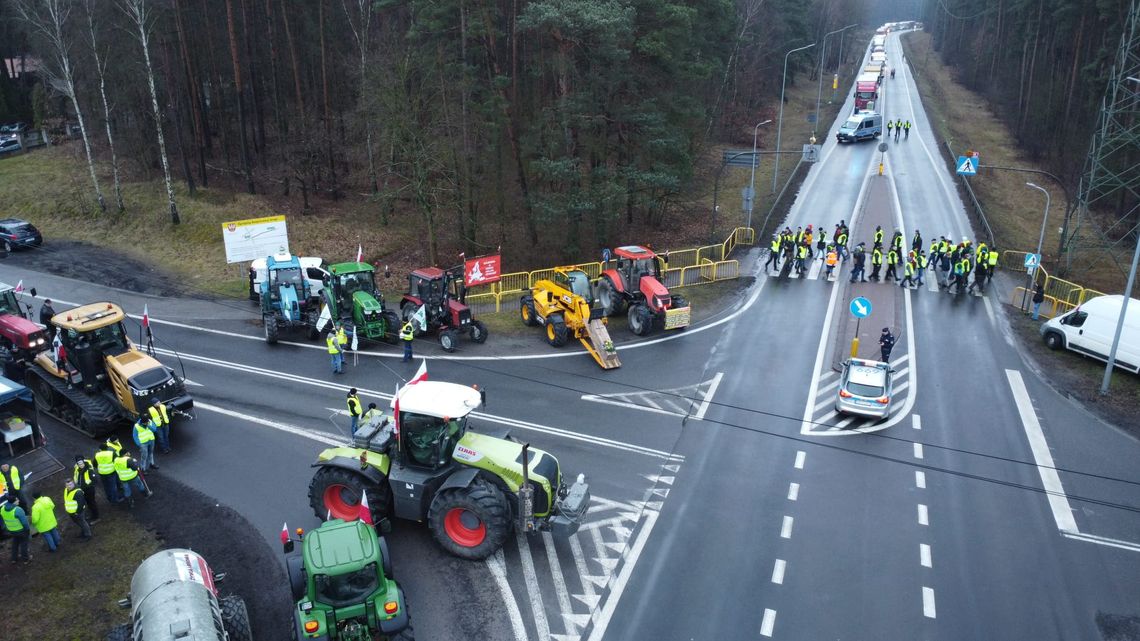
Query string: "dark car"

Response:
xmin=0 ymin=138 xmax=20 ymax=155
xmin=0 ymin=219 xmax=43 ymax=252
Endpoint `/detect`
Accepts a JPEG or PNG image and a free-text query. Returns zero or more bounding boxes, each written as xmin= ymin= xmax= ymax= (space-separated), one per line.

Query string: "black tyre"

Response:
xmin=307 ymin=310 xmax=320 ymax=340
xmin=1044 ymin=331 xmax=1063 ymax=350
xmin=221 ymin=595 xmax=253 ymax=641
xmin=264 ymin=314 xmax=279 ymax=344
xmin=427 ymin=477 xmax=511 ymax=560
xmin=401 ymin=303 xmax=417 ymax=327
xmin=520 ymin=297 xmax=538 ymax=327
xmin=628 ymin=304 xmax=652 ymax=336
xmin=379 ymin=535 xmax=393 ymax=577
xmin=104 ymin=624 xmax=131 ymax=641
xmin=470 ymin=320 xmax=488 ymax=344
xmin=2 ymin=240 xmax=12 ymax=253
xmin=308 ymin=466 xmax=391 ymax=524
xmin=391 ymin=588 xmax=415 ymax=640
xmin=595 ymin=276 xmax=627 ymax=316
xmin=440 ymin=329 xmax=458 ymax=352
xmin=286 ymin=552 xmax=306 ymax=600
xmin=382 ymin=311 xmax=402 ymax=343
xmin=545 ymin=314 xmax=568 ymax=347
xmin=671 ymin=295 xmax=689 ymax=309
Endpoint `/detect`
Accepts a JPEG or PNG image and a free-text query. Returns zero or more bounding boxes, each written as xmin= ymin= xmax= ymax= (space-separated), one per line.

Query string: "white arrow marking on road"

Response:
xmin=182 ymin=378 xmax=204 ymax=387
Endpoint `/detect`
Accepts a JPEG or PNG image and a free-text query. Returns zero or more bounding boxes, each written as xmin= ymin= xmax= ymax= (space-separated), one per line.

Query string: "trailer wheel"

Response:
xmin=221 ymin=596 xmax=253 ymax=641
xmin=428 ymin=477 xmax=511 ymax=560
xmin=309 ymin=466 xmax=391 ymax=523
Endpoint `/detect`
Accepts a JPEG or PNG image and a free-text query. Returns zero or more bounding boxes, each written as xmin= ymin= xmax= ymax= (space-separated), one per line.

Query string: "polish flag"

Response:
xmin=13 ymin=280 xmax=23 ymax=293
xmin=358 ymin=491 xmax=373 ymax=525
xmin=410 ymin=359 xmax=428 ymax=385
xmin=280 ymin=522 xmax=289 ymax=544
xmin=356 ymin=244 xmax=363 ymax=262
xmin=142 ymin=304 xmax=152 ymax=338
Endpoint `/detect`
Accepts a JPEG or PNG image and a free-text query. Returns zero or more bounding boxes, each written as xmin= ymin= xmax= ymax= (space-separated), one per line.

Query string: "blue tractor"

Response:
xmin=260 ymin=254 xmax=321 ymax=344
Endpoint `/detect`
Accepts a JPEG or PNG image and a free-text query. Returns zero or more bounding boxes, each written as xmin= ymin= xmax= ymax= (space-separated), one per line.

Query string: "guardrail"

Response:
xmin=1001 ymin=250 xmax=1106 ymax=317
xmin=466 ymin=227 xmax=754 ymax=314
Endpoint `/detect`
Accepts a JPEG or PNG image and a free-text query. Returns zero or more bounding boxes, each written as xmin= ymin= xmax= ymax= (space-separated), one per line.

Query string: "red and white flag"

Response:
xmin=280 ymin=522 xmax=289 ymax=544
xmin=13 ymin=280 xmax=23 ymax=293
xmin=356 ymin=244 xmax=363 ymax=262
xmin=410 ymin=359 xmax=428 ymax=385
xmin=358 ymin=491 xmax=373 ymax=525
xmin=142 ymin=304 xmax=153 ymax=338
xmin=392 ymin=383 xmax=400 ymax=438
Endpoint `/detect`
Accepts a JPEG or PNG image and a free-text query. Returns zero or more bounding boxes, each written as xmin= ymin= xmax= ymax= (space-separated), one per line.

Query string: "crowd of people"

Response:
xmin=0 ymin=399 xmax=172 ymax=564
xmin=765 ymin=223 xmax=999 ymax=293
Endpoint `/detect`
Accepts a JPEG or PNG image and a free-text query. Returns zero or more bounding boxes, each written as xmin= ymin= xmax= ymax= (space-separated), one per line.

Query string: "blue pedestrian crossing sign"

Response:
xmin=956 ymin=156 xmax=978 ymax=176
xmin=1024 ymin=253 xmax=1040 ymax=269
xmin=849 ymin=297 xmax=872 ymax=318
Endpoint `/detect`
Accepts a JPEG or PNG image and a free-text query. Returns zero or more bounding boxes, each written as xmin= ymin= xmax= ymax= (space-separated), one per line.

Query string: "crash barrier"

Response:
xmin=465 ymin=227 xmax=755 ymax=314
xmin=1001 ymin=250 xmax=1107 ymax=319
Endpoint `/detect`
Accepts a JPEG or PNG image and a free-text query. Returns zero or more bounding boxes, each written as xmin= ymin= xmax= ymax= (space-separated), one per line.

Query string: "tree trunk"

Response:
xmin=173 ymin=0 xmax=208 ymax=187
xmin=240 ymin=0 xmax=265 ymax=156
xmin=225 ymin=0 xmax=255 ymax=193
xmin=162 ymin=34 xmax=195 ymax=195
xmin=82 ymin=0 xmax=124 ymax=212
xmin=318 ymin=0 xmax=338 ymax=198
xmin=265 ymin=0 xmax=284 ymax=137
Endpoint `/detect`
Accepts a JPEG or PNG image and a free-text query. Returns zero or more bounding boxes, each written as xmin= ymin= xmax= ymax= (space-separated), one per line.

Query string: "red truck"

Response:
xmin=855 ymin=73 xmax=880 ymax=110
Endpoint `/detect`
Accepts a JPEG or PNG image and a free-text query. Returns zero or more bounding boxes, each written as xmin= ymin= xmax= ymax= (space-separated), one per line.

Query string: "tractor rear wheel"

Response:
xmin=546 ymin=315 xmax=569 ymax=347
xmin=264 ymin=314 xmax=279 ymax=344
xmin=439 ymin=329 xmax=459 ymax=352
xmin=428 ymin=477 xmax=511 ymax=560
xmin=595 ymin=276 xmax=627 ymax=316
xmin=308 ymin=466 xmax=391 ymax=524
xmin=221 ymin=596 xmax=254 ymax=641
xmin=470 ymin=320 xmax=489 ymax=343
xmin=628 ymin=304 xmax=652 ymax=336
xmin=520 ymin=297 xmax=538 ymax=327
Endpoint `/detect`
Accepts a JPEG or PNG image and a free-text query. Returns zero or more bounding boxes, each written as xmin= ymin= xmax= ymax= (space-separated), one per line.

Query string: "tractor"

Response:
xmin=307 ymin=380 xmax=591 ymax=560
xmin=284 ymin=519 xmax=412 ymax=641
xmin=260 ymin=254 xmax=323 ymax=344
xmin=24 ymin=302 xmax=193 ymax=436
xmin=399 ymin=266 xmax=488 ymax=352
xmin=520 ymin=267 xmax=621 ymax=369
xmin=0 ymin=282 xmax=48 ymax=377
xmin=320 ymin=262 xmax=401 ymax=343
xmin=595 ymin=245 xmax=691 ymax=335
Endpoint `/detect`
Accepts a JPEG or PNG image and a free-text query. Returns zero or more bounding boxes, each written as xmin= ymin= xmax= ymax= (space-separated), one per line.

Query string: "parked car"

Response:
xmin=1040 ymin=295 xmax=1140 ymax=373
xmin=0 ymin=123 xmax=27 ymax=135
xmin=835 ymin=357 xmax=895 ymax=419
xmin=0 ymin=138 xmax=21 ymax=155
xmin=0 ymin=218 xmax=43 ymax=252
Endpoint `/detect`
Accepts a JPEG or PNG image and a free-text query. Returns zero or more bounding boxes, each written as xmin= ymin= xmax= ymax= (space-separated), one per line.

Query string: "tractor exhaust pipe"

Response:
xmin=519 ymin=443 xmax=535 ymax=533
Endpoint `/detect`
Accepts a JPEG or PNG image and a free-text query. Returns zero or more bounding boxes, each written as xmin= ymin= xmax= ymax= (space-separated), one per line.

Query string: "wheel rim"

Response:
xmin=322 ymin=484 xmax=359 ymax=520
xmin=442 ymin=333 xmax=455 ymax=350
xmin=521 ymin=305 xmax=530 ymax=322
xmin=443 ymin=507 xmax=486 ymax=547
xmin=546 ymin=323 xmax=556 ymax=341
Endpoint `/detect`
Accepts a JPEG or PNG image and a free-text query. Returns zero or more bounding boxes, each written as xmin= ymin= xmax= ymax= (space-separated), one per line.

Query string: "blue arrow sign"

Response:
xmin=849 ymin=297 xmax=872 ymax=318
xmin=956 ymin=156 xmax=978 ymax=176
xmin=1024 ymin=253 xmax=1040 ymax=268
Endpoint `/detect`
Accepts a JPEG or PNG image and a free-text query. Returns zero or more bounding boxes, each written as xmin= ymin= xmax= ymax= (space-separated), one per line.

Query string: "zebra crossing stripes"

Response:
xmin=772 ymin=261 xmax=986 ymax=295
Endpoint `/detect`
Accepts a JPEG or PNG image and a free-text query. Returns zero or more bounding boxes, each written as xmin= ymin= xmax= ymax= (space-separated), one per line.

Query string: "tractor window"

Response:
xmin=566 ymin=272 xmax=592 ymax=300
xmin=632 ymin=258 xmax=657 ymax=278
xmin=85 ymin=323 xmax=130 ymax=355
xmin=338 ymin=272 xmax=375 ymax=296
xmin=274 ymin=267 xmax=304 ymax=290
xmin=0 ymin=292 xmax=19 ymax=316
xmin=554 ymin=271 xmax=570 ymax=291
xmin=401 ymin=412 xmax=451 ymax=468
xmin=314 ymin=564 xmax=379 ymax=606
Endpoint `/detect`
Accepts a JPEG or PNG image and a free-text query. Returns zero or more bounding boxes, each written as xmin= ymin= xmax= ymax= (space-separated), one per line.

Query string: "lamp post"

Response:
xmin=773 ymin=42 xmax=816 ymax=193
xmin=815 ymin=24 xmax=858 ymax=137
xmin=1024 ymin=182 xmax=1050 ymax=311
xmin=746 ymin=119 xmax=773 ymax=230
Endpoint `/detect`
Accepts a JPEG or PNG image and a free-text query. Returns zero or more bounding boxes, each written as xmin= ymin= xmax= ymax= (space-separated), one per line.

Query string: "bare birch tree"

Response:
xmin=16 ymin=0 xmax=106 ymax=213
xmin=341 ymin=0 xmax=377 ymax=193
xmin=118 ymin=0 xmax=180 ymax=224
xmin=80 ymin=0 xmax=123 ymax=212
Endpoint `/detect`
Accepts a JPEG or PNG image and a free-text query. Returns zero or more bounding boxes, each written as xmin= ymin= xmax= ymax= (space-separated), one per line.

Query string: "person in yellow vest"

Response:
xmin=870 ymin=246 xmax=884 ymax=281
xmin=400 ymin=321 xmax=415 ymax=363
xmin=1 ymin=493 xmax=31 ymax=563
xmin=148 ymin=398 xmax=172 ymax=454
xmin=765 ymin=235 xmax=781 ymax=272
xmin=104 ymin=437 xmax=123 ymax=456
xmin=114 ymin=451 xmax=150 ymax=508
xmin=884 ymin=248 xmax=900 ymax=282
xmin=94 ymin=444 xmax=121 ymax=504
xmin=361 ymin=402 xmax=383 ymax=429
xmin=1 ymin=462 xmax=30 ymax=512
xmin=347 ymin=388 xmax=362 ymax=434
xmin=327 ymin=324 xmax=345 ymax=374
xmin=30 ymin=492 xmax=61 ymax=552
xmin=63 ymin=479 xmax=93 ymax=539
xmin=986 ymin=246 xmax=999 ymax=286
xmin=133 ymin=416 xmax=157 ymax=472
xmin=72 ymin=456 xmax=100 ymax=522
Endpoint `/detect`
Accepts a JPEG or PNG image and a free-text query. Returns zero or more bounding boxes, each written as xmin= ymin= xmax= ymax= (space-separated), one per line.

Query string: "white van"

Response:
xmin=1040 ymin=295 xmax=1140 ymax=373
xmin=836 ymin=112 xmax=882 ymax=143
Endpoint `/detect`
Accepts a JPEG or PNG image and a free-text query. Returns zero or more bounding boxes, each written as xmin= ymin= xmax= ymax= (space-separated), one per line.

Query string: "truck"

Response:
xmin=1040 ymin=295 xmax=1140 ymax=373
xmin=855 ymin=73 xmax=880 ymax=110
xmin=864 ymin=64 xmax=885 ymax=82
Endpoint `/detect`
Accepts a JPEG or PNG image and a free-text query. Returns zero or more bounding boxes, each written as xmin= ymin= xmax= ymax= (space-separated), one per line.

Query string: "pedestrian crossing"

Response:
xmin=803 ymin=355 xmax=911 ymax=434
xmin=769 ymin=258 xmax=985 ymax=296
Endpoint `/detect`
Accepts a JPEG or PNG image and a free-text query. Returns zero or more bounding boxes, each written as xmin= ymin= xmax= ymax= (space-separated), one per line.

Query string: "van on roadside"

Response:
xmin=836 ymin=112 xmax=882 ymax=143
xmin=1040 ymin=295 xmax=1140 ymax=373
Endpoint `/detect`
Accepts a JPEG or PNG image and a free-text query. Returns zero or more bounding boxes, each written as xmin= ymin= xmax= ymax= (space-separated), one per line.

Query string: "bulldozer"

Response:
xmin=260 ymin=253 xmax=322 ymax=344
xmin=319 ymin=262 xmax=401 ymax=343
xmin=24 ymin=302 xmax=193 ymax=436
xmin=307 ymin=379 xmax=590 ymax=560
xmin=520 ymin=267 xmax=622 ymax=369
xmin=595 ymin=245 xmax=691 ymax=335
xmin=399 ymin=265 xmax=488 ymax=352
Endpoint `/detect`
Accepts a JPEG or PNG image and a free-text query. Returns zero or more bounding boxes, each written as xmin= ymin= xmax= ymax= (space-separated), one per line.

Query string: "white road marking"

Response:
xmin=917 ymin=504 xmax=929 ymax=526
xmin=794 ymin=451 xmax=806 ymax=469
xmin=195 ymin=401 xmax=345 ymax=445
xmin=577 ymin=396 xmax=685 ymax=418
xmin=694 ymin=372 xmax=723 ymax=421
xmin=585 ymin=510 xmax=660 ymax=641
xmin=487 ymin=550 xmax=530 ymax=641
xmin=568 ymin=534 xmax=599 ymax=609
xmin=814 ymin=396 xmax=836 ymax=413
xmin=771 ymin=559 xmax=787 ymax=585
xmin=760 ymin=609 xmax=777 ymax=637
xmin=542 ymin=531 xmax=583 ymax=635
xmin=806 ymin=260 xmax=823 ymax=280
xmin=922 ymin=587 xmax=937 ymax=618
xmin=787 ymin=483 xmax=800 ymax=501
xmin=912 ymin=415 xmax=921 ymax=430
xmin=515 ymin=530 xmax=551 ymax=641
xmin=920 ymin=543 xmax=932 ymax=568
xmin=1005 ymin=369 xmax=1079 ymax=533
xmin=1062 ymin=531 xmax=1140 ymax=554
xmin=817 ymin=377 xmax=841 ymax=395
xmin=913 ymin=442 xmax=924 ymax=459
xmin=780 ymin=516 xmax=794 ymax=539
xmin=915 ymin=471 xmax=926 ymax=489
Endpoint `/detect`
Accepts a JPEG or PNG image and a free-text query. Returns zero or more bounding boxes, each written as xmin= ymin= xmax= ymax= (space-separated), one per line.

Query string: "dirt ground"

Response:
xmin=3 ymin=241 xmax=195 ymax=299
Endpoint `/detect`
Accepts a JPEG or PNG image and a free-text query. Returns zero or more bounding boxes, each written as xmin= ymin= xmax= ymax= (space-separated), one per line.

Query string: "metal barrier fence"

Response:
xmin=1001 ymin=250 xmax=1106 ymax=318
xmin=467 ymin=227 xmax=754 ymax=313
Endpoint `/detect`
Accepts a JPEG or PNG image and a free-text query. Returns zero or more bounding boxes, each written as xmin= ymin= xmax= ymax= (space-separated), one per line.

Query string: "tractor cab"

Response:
xmin=611 ymin=245 xmax=665 ymax=285
xmin=553 ymin=269 xmax=594 ymax=303
xmin=407 ymin=268 xmax=449 ymax=312
xmin=328 ymin=263 xmax=381 ymax=317
xmin=262 ymin=255 xmax=311 ymax=321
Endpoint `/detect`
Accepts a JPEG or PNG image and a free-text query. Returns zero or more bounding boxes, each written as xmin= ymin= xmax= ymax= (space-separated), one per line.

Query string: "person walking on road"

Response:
xmin=849 ymin=243 xmax=867 ymax=282
xmin=916 ymin=251 xmax=928 ymax=286
xmin=911 ymin=229 xmax=923 ymax=252
xmin=30 ymin=492 xmax=61 ymax=553
xmin=879 ymin=328 xmax=896 ymax=363
xmin=94 ymin=444 xmax=120 ymax=504
xmin=400 ymin=321 xmax=416 ymax=362
xmin=327 ymin=325 xmax=345 ymax=375
xmin=884 ymin=248 xmax=900 ymax=282
xmin=1031 ymin=282 xmax=1046 ymax=320
xmin=887 ymin=120 xmax=894 ymax=138
xmin=986 ymin=247 xmax=999 ymax=286
xmin=765 ymin=235 xmax=781 ymax=272
xmin=2 ymin=493 xmax=31 ymax=563
xmin=132 ymin=416 xmax=157 ymax=472
xmin=347 ymin=388 xmax=362 ymax=434
xmin=72 ymin=457 xmax=100 ymax=523
xmin=816 ymin=226 xmax=828 ymax=257
xmin=904 ymin=120 xmax=911 ymax=139
xmin=869 ymin=245 xmax=883 ymax=281
xmin=900 ymin=258 xmax=917 ymax=288
xmin=63 ymin=480 xmax=93 ymax=540
xmin=824 ymin=246 xmax=839 ymax=279
xmin=894 ymin=119 xmax=903 ymax=141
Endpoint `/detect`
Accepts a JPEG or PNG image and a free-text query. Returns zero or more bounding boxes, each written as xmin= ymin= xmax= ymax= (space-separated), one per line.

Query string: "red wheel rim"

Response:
xmin=322 ymin=484 xmax=358 ymax=521
xmin=443 ymin=508 xmax=486 ymax=547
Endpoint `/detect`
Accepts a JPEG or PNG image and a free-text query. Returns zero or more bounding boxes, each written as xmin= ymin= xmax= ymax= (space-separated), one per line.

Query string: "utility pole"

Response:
xmin=773 ymin=43 xmax=816 ymax=193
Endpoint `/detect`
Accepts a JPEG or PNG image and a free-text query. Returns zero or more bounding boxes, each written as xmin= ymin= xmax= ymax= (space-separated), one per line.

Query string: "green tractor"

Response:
xmin=320 ymin=262 xmax=401 ymax=342
xmin=284 ymin=519 xmax=412 ymax=641
xmin=307 ymin=380 xmax=591 ymax=560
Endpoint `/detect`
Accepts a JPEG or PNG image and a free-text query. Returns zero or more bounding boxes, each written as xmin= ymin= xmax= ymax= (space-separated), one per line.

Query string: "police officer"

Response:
xmin=347 ymin=388 xmax=362 ymax=434
xmin=94 ymin=444 xmax=120 ymax=504
xmin=63 ymin=479 xmax=93 ymax=539
xmin=400 ymin=321 xmax=416 ymax=362
xmin=148 ymin=398 xmax=171 ymax=454
xmin=327 ymin=325 xmax=344 ymax=374
xmin=879 ymin=328 xmax=896 ymax=362
xmin=72 ymin=456 xmax=100 ymax=522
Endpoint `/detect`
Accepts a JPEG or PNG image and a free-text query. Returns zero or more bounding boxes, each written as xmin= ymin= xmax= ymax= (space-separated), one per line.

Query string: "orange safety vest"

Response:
xmin=825 ymin=252 xmax=838 ymax=266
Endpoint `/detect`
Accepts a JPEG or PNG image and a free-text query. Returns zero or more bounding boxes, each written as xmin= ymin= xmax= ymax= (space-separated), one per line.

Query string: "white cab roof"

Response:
xmin=390 ymin=381 xmax=482 ymax=418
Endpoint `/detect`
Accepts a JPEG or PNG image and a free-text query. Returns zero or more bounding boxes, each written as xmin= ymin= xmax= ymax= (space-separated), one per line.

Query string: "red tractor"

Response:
xmin=0 ymin=284 xmax=48 ymax=377
xmin=400 ymin=265 xmax=488 ymax=352
xmin=594 ymin=245 xmax=691 ymax=336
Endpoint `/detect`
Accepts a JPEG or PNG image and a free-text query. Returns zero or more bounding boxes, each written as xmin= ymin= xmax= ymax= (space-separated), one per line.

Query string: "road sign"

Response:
xmin=849 ymin=297 xmax=872 ymax=318
xmin=956 ymin=156 xmax=978 ymax=176
xmin=602 ymin=248 xmax=611 ymax=262
xmin=1024 ymin=253 xmax=1040 ymax=269
xmin=723 ymin=151 xmax=760 ymax=168
xmin=802 ymin=144 xmax=821 ymax=163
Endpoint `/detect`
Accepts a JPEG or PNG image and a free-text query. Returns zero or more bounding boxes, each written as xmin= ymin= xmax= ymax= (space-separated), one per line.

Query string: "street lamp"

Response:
xmin=1024 ymin=182 xmax=1050 ymax=310
xmin=815 ymin=24 xmax=858 ymax=137
xmin=746 ymin=119 xmax=773 ymax=230
xmin=773 ymin=42 xmax=816 ymax=193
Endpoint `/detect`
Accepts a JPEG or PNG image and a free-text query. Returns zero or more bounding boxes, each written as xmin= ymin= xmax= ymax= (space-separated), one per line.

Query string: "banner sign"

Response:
xmin=465 ymin=254 xmax=502 ymax=286
xmin=221 ymin=215 xmax=289 ymax=263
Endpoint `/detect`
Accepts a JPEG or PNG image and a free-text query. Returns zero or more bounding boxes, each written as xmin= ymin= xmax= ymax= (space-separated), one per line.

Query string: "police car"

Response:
xmin=835 ymin=358 xmax=895 ymax=419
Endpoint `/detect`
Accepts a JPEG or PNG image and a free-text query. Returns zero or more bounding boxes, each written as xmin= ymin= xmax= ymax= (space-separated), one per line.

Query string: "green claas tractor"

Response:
xmin=307 ymin=380 xmax=591 ymax=560
xmin=284 ymin=519 xmax=413 ymax=641
xmin=320 ymin=262 xmax=400 ymax=342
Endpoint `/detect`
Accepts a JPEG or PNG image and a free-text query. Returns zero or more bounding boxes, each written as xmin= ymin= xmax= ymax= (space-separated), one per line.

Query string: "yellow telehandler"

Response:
xmin=520 ymin=268 xmax=621 ymax=369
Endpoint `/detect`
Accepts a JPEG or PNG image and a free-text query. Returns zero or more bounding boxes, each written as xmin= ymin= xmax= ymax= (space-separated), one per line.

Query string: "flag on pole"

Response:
xmin=356 ymin=244 xmax=363 ymax=263
xmin=13 ymin=280 xmax=23 ymax=293
xmin=280 ymin=522 xmax=290 ymax=544
xmin=350 ymin=324 xmax=359 ymax=351
xmin=142 ymin=304 xmax=152 ymax=338
xmin=316 ymin=303 xmax=332 ymax=332
xmin=410 ymin=359 xmax=428 ymax=385
xmin=412 ymin=305 xmax=427 ymax=331
xmin=392 ymin=383 xmax=401 ymax=439
xmin=358 ymin=490 xmax=373 ymax=525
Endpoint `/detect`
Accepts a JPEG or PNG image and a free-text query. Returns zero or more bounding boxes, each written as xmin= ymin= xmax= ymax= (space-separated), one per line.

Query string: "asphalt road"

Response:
xmin=2 ymin=28 xmax=1139 ymax=641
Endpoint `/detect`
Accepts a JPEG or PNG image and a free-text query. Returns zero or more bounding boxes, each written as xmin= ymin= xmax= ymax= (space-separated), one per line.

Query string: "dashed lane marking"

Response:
xmin=771 ymin=559 xmax=787 ymax=585
xmin=918 ymin=504 xmax=929 ymax=526
xmin=760 ymin=609 xmax=777 ymax=637
xmin=780 ymin=516 xmax=794 ymax=539
xmin=922 ymin=587 xmax=937 ymax=619
xmin=915 ymin=471 xmax=926 ymax=488
xmin=794 ymin=451 xmax=806 ymax=469
xmin=787 ymin=483 xmax=800 ymax=501
xmin=913 ymin=443 xmax=924 ymax=459
xmin=920 ymin=543 xmax=932 ymax=568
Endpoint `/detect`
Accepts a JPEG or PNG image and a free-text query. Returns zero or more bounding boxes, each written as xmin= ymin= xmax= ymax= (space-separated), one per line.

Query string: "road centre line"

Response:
xmin=771 ymin=559 xmax=786 ymax=585
xmin=915 ymin=471 xmax=926 ymax=488
xmin=780 ymin=516 xmax=794 ymax=539
xmin=913 ymin=443 xmax=924 ymax=459
xmin=1004 ymin=369 xmax=1079 ymax=533
xmin=694 ymin=372 xmax=723 ymax=421
xmin=917 ymin=504 xmax=929 ymax=526
xmin=920 ymin=543 xmax=932 ymax=568
xmin=912 ymin=415 xmax=921 ymax=430
xmin=487 ymin=551 xmax=530 ymax=641
xmin=194 ymin=401 xmax=344 ymax=446
xmin=922 ymin=587 xmax=937 ymax=619
xmin=155 ymin=347 xmax=681 ymax=460
xmin=787 ymin=483 xmax=800 ymax=501
xmin=794 ymin=451 xmax=806 ymax=469
xmin=760 ymin=609 xmax=777 ymax=637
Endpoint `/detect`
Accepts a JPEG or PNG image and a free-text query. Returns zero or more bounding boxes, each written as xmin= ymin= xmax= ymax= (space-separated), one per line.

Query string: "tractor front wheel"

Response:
xmin=439 ymin=329 xmax=458 ymax=352
xmin=628 ymin=304 xmax=652 ymax=336
xmin=520 ymin=297 xmax=538 ymax=327
xmin=546 ymin=315 xmax=569 ymax=347
xmin=427 ymin=477 xmax=511 ymax=560
xmin=264 ymin=314 xmax=279 ymax=344
xmin=308 ymin=466 xmax=391 ymax=524
xmin=470 ymin=320 xmax=489 ymax=343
